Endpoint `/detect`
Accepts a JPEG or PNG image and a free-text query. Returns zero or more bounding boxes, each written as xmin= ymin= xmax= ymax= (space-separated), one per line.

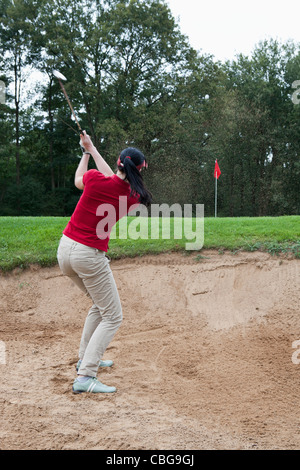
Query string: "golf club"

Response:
xmin=53 ymin=70 xmax=83 ymax=134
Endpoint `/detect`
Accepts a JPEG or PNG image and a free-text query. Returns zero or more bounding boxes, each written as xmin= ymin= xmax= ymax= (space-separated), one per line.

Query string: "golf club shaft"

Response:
xmin=58 ymin=80 xmax=82 ymax=133
xmin=56 ymin=115 xmax=81 ymax=136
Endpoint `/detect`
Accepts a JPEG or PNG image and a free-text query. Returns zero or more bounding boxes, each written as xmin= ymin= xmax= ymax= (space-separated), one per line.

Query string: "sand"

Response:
xmin=0 ymin=250 xmax=299 ymax=450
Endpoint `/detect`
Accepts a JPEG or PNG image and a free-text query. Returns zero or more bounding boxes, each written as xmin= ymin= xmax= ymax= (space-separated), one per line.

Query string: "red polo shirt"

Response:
xmin=63 ymin=169 xmax=140 ymax=251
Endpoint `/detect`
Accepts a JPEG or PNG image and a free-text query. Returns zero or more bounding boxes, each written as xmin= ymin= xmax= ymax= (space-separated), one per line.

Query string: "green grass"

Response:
xmin=0 ymin=216 xmax=299 ymax=272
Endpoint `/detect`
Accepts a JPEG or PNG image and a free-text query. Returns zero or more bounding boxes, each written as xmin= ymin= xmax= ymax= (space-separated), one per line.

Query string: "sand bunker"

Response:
xmin=0 ymin=250 xmax=299 ymax=450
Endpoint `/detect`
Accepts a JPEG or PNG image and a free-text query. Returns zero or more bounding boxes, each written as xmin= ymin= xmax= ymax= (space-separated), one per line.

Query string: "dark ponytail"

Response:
xmin=117 ymin=147 xmax=152 ymax=207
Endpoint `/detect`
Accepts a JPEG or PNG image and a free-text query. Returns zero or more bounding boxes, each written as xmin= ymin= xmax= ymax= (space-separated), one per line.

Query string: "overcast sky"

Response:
xmin=166 ymin=0 xmax=300 ymax=61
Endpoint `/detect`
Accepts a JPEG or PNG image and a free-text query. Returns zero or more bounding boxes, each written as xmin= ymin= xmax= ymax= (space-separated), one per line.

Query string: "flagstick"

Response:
xmin=215 ymin=174 xmax=217 ymax=217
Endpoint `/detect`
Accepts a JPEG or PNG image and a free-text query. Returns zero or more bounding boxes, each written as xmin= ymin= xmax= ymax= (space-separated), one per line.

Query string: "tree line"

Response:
xmin=0 ymin=0 xmax=299 ymax=217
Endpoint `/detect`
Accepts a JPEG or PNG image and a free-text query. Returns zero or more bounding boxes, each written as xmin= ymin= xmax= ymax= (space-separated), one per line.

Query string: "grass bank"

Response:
xmin=0 ymin=216 xmax=299 ymax=272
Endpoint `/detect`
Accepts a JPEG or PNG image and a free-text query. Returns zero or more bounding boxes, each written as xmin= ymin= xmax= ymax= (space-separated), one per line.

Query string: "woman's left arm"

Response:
xmin=74 ymin=153 xmax=90 ymax=190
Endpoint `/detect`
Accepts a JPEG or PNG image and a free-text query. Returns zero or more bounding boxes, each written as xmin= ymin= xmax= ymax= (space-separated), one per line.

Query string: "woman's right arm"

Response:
xmin=80 ymin=131 xmax=114 ymax=177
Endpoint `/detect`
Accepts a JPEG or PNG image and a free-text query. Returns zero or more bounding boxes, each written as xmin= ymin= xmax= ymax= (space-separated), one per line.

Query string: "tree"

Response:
xmin=212 ymin=39 xmax=300 ymax=216
xmin=0 ymin=0 xmax=39 ymax=188
xmin=1 ymin=2 xmax=299 ymax=217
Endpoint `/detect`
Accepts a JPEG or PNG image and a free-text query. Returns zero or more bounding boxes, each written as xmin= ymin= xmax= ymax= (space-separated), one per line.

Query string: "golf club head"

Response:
xmin=53 ymin=70 xmax=67 ymax=81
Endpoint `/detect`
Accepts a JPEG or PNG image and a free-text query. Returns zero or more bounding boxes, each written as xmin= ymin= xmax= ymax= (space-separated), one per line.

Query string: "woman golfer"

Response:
xmin=57 ymin=131 xmax=152 ymax=394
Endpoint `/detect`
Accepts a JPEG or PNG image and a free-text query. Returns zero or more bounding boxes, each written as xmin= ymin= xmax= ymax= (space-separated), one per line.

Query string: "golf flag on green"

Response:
xmin=214 ymin=159 xmax=221 ymax=217
xmin=214 ymin=159 xmax=221 ymax=179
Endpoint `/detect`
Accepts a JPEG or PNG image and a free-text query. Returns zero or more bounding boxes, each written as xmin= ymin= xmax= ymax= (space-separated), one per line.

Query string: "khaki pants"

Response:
xmin=57 ymin=235 xmax=122 ymax=377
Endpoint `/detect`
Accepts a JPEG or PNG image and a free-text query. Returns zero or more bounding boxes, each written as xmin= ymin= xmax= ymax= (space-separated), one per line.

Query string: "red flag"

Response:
xmin=214 ymin=159 xmax=221 ymax=179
